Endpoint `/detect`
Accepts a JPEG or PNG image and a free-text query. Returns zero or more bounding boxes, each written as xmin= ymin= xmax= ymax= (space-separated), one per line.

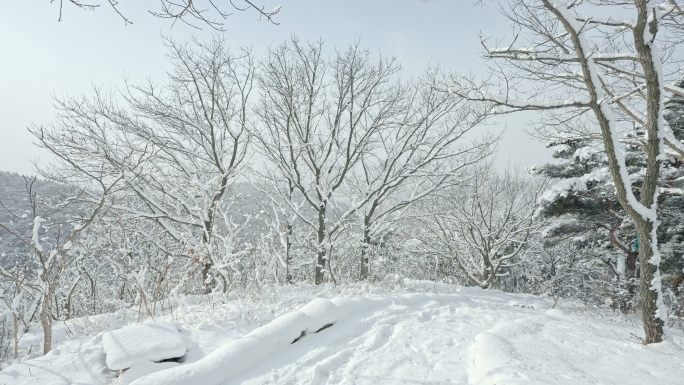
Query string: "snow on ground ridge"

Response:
xmin=130 ymin=296 xmax=405 ymax=385
xmin=1 ymin=281 xmax=683 ymax=385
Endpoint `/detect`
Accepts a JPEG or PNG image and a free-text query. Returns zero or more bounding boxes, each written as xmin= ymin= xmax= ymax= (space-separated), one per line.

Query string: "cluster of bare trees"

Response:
xmin=254 ymin=39 xmax=495 ymax=284
xmin=44 ymin=35 xmax=495 ymax=290
xmin=0 ymin=36 xmax=518 ymax=359
xmin=4 ymin=0 xmax=679 ymax=354
xmin=0 ymin=174 xmax=119 ymax=355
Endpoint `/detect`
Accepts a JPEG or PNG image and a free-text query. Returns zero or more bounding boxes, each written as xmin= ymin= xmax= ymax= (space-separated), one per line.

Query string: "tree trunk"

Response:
xmin=632 ymin=0 xmax=666 ymax=344
xmin=13 ymin=313 xmax=18 ymax=359
xmin=618 ymin=251 xmax=638 ymax=313
xmin=201 ymin=260 xmax=212 ymax=294
xmin=40 ymin=300 xmax=52 ymax=355
xmin=635 ymin=219 xmax=665 ymax=342
xmin=286 ymin=223 xmax=294 ymax=284
xmin=119 ymin=281 xmax=127 ymax=301
xmin=480 ymin=270 xmax=491 ymax=289
xmin=81 ymin=268 xmax=96 ymax=314
xmin=201 ymin=218 xmax=214 ymax=294
xmin=315 ymin=207 xmax=326 ymax=285
xmin=66 ymin=278 xmax=78 ymax=319
xmin=91 ymin=277 xmax=97 ymax=314
xmin=359 ymin=224 xmax=371 ymax=281
xmin=541 ymin=0 xmax=666 ymax=344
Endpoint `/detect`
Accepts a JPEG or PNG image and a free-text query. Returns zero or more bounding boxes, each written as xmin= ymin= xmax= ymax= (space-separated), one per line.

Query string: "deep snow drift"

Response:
xmin=1 ymin=280 xmax=683 ymax=385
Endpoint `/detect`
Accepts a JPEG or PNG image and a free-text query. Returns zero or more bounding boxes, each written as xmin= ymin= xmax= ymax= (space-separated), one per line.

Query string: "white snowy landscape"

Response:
xmin=3 ymin=1 xmax=684 ymax=384
xmin=2 ymin=280 xmax=683 ymax=385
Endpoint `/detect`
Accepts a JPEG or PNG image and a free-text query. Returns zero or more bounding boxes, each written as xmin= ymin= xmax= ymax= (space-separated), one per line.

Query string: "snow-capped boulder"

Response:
xmin=102 ymin=321 xmax=189 ymax=370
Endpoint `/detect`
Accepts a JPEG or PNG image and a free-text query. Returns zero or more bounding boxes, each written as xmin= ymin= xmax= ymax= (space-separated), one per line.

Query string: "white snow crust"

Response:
xmin=1 ymin=281 xmax=683 ymax=385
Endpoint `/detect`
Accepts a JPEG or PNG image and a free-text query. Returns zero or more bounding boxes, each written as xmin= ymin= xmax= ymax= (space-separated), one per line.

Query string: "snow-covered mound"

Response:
xmin=1 ymin=281 xmax=683 ymax=385
xmin=129 ymin=297 xmax=391 ymax=385
xmin=102 ymin=321 xmax=190 ymax=370
xmin=118 ymin=361 xmax=180 ymax=385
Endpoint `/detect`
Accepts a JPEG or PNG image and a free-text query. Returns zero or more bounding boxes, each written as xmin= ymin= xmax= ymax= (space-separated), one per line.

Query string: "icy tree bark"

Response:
xmin=632 ymin=0 xmax=667 ymax=342
xmin=39 ymin=298 xmax=52 ymax=355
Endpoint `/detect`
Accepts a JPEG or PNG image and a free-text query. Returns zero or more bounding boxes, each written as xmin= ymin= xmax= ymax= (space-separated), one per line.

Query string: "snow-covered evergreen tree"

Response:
xmin=532 ymin=79 xmax=684 ymax=312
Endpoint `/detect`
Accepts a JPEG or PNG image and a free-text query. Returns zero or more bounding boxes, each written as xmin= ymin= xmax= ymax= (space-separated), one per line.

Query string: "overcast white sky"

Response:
xmin=0 ymin=0 xmax=549 ymax=175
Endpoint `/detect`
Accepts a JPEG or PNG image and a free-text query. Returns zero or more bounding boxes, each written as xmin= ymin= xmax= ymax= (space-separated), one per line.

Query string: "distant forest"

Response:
xmin=0 ymin=171 xmax=71 ymax=267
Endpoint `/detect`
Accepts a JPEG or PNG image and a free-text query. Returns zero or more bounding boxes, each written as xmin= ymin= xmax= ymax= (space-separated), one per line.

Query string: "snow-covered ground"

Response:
xmin=1 ymin=279 xmax=683 ymax=385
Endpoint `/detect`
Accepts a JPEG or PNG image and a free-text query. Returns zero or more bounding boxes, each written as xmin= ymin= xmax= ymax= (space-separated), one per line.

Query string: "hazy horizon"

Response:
xmin=0 ymin=1 xmax=550 ymax=176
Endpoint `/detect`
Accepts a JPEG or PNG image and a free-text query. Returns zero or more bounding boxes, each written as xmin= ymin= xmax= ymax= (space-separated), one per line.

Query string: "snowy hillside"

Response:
xmin=0 ymin=171 xmax=72 ymax=268
xmin=0 ymin=280 xmax=682 ymax=385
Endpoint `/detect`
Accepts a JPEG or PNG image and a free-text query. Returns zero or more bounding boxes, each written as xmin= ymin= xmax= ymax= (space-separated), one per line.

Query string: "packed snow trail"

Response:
xmin=229 ymin=293 xmax=684 ymax=385
xmin=232 ymin=295 xmax=474 ymax=385
xmin=132 ymin=289 xmax=684 ymax=385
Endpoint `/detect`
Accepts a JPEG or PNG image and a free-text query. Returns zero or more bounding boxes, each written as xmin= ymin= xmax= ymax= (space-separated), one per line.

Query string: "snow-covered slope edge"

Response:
xmin=131 ymin=294 xmax=444 ymax=385
xmin=2 ymin=281 xmax=683 ymax=385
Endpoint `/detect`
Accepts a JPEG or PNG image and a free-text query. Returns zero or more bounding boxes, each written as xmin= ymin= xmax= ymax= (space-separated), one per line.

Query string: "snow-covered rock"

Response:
xmin=102 ymin=321 xmax=189 ymax=370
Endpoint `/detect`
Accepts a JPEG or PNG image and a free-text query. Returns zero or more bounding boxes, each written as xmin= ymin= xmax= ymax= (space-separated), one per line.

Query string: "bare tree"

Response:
xmin=250 ymin=179 xmax=299 ymax=284
xmin=49 ymin=0 xmax=281 ymax=28
xmin=255 ymin=38 xmax=405 ymax=284
xmin=26 ymin=36 xmax=255 ymax=294
xmin=151 ymin=0 xmax=281 ymax=30
xmin=452 ymin=0 xmax=684 ymax=343
xmin=417 ymin=166 xmax=542 ymax=289
xmin=348 ymin=69 xmax=496 ymax=281
xmin=117 ymin=36 xmax=255 ymax=293
xmin=50 ymin=0 xmax=132 ymax=24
